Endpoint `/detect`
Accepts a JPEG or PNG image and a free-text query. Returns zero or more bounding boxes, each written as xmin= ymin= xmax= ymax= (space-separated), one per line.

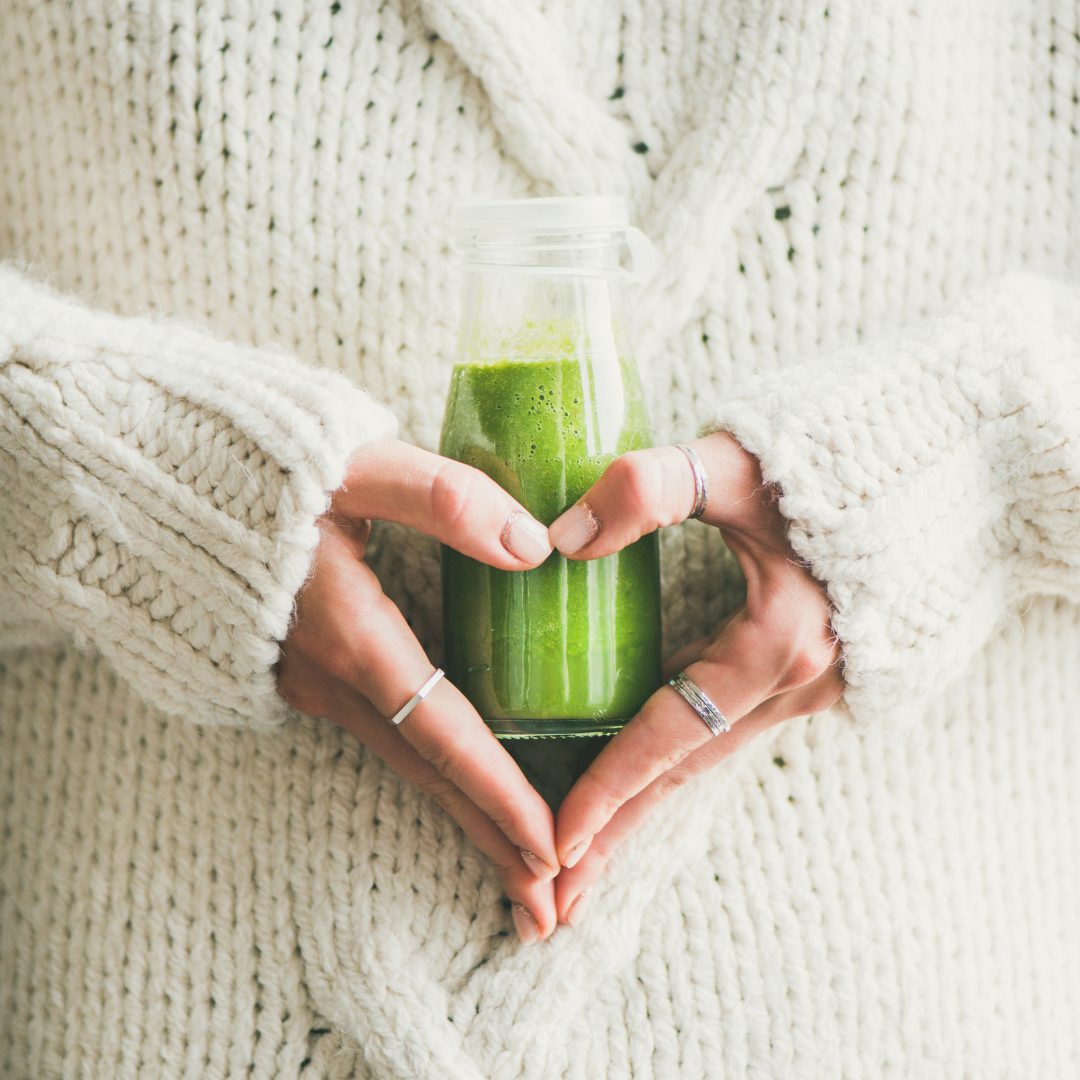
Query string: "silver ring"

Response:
xmin=388 ymin=668 xmax=445 ymax=725
xmin=676 ymin=444 xmax=708 ymax=519
xmin=669 ymin=671 xmax=730 ymax=736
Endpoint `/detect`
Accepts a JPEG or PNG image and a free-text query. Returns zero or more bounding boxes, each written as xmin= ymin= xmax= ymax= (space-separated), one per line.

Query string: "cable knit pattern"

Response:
xmin=0 ymin=267 xmax=397 ymax=726
xmin=4 ymin=602 xmax=1080 ymax=1079
xmin=2 ymin=0 xmax=1080 ymax=1077
xmin=717 ymin=273 xmax=1080 ymax=724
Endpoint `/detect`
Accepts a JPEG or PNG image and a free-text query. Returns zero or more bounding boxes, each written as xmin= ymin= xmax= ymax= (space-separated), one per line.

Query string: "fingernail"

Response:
xmin=511 ymin=902 xmax=541 ymax=944
xmin=549 ymin=502 xmax=600 ymax=555
xmin=519 ymin=849 xmax=556 ymax=882
xmin=501 ymin=511 xmax=553 ymax=564
xmin=567 ymin=888 xmax=592 ymax=928
xmin=562 ymin=837 xmax=591 ymax=868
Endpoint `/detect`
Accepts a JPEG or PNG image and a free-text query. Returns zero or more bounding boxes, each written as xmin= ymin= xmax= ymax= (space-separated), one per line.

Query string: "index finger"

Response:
xmin=383 ymin=647 xmax=563 ymax=884
xmin=289 ymin=522 xmax=561 ymax=883
xmin=554 ymin=611 xmax=782 ymax=865
xmin=334 ymin=436 xmax=553 ymax=569
xmin=279 ymin=649 xmax=558 ymax=940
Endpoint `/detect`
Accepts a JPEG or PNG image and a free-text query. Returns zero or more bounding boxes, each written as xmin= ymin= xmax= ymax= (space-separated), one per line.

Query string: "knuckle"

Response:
xmin=778 ymin=637 xmax=837 ymax=692
xmin=416 ymin=772 xmax=466 ymax=811
xmin=415 ymin=732 xmax=473 ymax=789
xmin=608 ymin=451 xmax=664 ymax=524
xmin=490 ymin=856 xmax=525 ymax=882
xmin=430 ymin=750 xmax=469 ymax=790
xmin=639 ymin=709 xmax=697 ymax=770
xmin=431 ymin=461 xmax=487 ymax=537
xmin=786 ymin=648 xmax=827 ymax=688
xmin=577 ymin=768 xmax=630 ymax=824
xmin=375 ymin=588 xmax=404 ymax=622
xmin=584 ymin=834 xmax=614 ymax=865
xmin=319 ymin=593 xmax=395 ymax=684
xmin=657 ymin=765 xmax=696 ymax=800
xmin=581 ymin=828 xmax=625 ymax=871
xmin=485 ymin=806 xmax=520 ymax=838
xmin=336 ymin=574 xmax=397 ymax=630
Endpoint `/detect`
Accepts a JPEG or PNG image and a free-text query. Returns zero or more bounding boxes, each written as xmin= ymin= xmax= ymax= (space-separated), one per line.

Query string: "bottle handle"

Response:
xmin=622 ymin=225 xmax=658 ymax=284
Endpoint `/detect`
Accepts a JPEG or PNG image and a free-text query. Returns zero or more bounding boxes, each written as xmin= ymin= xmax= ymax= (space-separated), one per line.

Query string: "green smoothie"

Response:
xmin=439 ymin=354 xmax=662 ymax=737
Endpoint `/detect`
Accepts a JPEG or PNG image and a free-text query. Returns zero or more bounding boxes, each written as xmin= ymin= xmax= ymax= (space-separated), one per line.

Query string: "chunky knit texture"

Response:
xmin=2 ymin=1 xmax=1080 ymax=1078
xmin=4 ymin=603 xmax=1080 ymax=1079
xmin=718 ymin=273 xmax=1080 ymax=725
xmin=0 ymin=266 xmax=398 ymax=726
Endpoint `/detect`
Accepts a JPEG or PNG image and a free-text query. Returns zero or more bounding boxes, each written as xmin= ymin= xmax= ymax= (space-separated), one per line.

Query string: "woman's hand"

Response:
xmin=547 ymin=433 xmax=844 ymax=926
xmin=277 ymin=436 xmax=560 ymax=943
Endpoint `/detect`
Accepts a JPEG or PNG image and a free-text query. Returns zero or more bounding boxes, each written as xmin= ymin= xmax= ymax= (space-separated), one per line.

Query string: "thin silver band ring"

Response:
xmin=676 ymin=444 xmax=708 ymax=520
xmin=389 ymin=668 xmax=445 ymax=725
xmin=669 ymin=671 xmax=730 ymax=736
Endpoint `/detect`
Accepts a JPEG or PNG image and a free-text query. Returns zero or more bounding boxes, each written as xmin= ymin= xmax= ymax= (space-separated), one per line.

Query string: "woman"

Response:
xmin=2 ymin=1 xmax=1078 ymax=1077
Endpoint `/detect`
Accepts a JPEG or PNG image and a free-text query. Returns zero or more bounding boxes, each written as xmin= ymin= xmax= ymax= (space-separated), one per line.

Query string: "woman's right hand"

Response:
xmin=276 ymin=437 xmax=560 ymax=943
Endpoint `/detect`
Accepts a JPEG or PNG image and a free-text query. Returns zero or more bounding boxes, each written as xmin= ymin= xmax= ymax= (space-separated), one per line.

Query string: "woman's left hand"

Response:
xmin=546 ymin=433 xmax=844 ymax=926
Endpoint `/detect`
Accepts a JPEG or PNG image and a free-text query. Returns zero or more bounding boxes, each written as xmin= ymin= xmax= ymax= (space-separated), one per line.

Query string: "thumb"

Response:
xmin=334 ymin=436 xmax=553 ymax=569
xmin=548 ymin=446 xmax=697 ymax=559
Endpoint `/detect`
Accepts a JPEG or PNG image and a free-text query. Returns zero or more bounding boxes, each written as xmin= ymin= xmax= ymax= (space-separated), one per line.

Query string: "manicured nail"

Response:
xmin=519 ymin=849 xmax=556 ymax=882
xmin=562 ymin=837 xmax=591 ymax=868
xmin=511 ymin=902 xmax=541 ymax=944
xmin=549 ymin=502 xmax=600 ymax=555
xmin=501 ymin=511 xmax=553 ymax=564
xmin=567 ymin=888 xmax=592 ymax=928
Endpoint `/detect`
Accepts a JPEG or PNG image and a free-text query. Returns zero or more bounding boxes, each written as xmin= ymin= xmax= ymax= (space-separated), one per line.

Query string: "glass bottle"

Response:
xmin=439 ymin=196 xmax=662 ymax=738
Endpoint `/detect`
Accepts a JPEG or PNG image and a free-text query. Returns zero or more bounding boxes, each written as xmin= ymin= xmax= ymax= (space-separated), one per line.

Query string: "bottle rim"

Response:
xmin=449 ymin=196 xmax=629 ymax=236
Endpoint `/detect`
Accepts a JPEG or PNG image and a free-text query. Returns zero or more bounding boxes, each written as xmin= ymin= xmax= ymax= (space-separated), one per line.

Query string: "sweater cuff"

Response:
xmin=713 ymin=274 xmax=1080 ymax=726
xmin=0 ymin=266 xmax=398 ymax=727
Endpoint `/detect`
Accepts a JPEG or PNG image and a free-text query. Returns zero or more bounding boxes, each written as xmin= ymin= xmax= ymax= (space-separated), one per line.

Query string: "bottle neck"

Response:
xmin=456 ymin=229 xmax=626 ymax=279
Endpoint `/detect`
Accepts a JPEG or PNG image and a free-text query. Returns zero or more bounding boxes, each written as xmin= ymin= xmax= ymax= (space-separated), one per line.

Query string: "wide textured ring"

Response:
xmin=389 ymin=668 xmax=445 ymax=725
xmin=669 ymin=671 xmax=730 ymax=736
xmin=676 ymin=443 xmax=708 ymax=520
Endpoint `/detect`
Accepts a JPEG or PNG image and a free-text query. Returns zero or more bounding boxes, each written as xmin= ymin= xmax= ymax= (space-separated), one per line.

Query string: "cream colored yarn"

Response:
xmin=718 ymin=274 xmax=1080 ymax=726
xmin=0 ymin=266 xmax=398 ymax=726
xmin=2 ymin=1 xmax=1080 ymax=1078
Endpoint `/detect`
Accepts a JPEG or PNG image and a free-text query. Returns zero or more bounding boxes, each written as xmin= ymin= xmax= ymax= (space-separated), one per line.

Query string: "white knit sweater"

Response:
xmin=2 ymin=2 xmax=1080 ymax=1078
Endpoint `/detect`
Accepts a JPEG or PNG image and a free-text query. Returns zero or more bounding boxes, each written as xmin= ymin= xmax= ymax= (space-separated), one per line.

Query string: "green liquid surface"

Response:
xmin=439 ymin=356 xmax=662 ymax=737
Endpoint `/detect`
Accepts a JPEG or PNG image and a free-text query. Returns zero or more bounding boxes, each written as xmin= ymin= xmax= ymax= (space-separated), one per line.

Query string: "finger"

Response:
xmin=554 ymin=608 xmax=804 ymax=865
xmin=547 ymin=432 xmax=770 ymax=560
xmin=335 ymin=436 xmax=552 ymax=568
xmin=553 ymin=705 xmax=782 ymax=920
xmin=279 ymin=651 xmax=557 ymax=940
xmin=292 ymin=524 xmax=560 ymax=882
xmin=548 ymin=445 xmax=695 ymax=559
xmin=553 ymin=669 xmax=845 ymax=921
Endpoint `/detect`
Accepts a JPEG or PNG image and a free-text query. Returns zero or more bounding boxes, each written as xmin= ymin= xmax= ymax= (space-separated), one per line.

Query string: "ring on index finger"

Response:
xmin=389 ymin=668 xmax=445 ymax=725
xmin=669 ymin=671 xmax=730 ymax=736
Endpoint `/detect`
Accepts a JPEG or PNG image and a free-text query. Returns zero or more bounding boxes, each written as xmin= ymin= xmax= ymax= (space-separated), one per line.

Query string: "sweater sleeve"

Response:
xmin=714 ymin=272 xmax=1080 ymax=726
xmin=0 ymin=265 xmax=398 ymax=727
